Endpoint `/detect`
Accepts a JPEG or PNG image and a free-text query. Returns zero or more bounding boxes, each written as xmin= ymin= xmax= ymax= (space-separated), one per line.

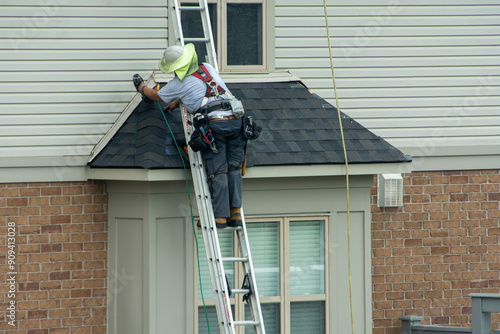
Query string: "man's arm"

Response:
xmin=138 ymin=82 xmax=163 ymax=102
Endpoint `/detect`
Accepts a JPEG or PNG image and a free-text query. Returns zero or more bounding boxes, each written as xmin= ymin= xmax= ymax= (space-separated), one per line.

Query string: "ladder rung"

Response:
xmin=231 ymin=289 xmax=250 ymax=294
xmin=222 ymin=257 xmax=248 ymax=263
xmin=184 ymin=37 xmax=210 ymax=43
xmin=225 ymin=226 xmax=242 ymax=231
xmin=179 ymin=5 xmax=204 ymax=11
xmin=233 ymin=320 xmax=260 ymax=326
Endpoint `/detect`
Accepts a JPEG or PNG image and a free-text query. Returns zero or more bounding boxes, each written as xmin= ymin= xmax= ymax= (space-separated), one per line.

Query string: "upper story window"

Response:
xmin=177 ymin=0 xmax=267 ymax=72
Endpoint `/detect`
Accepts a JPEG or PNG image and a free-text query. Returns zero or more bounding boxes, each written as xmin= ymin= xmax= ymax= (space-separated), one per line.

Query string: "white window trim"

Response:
xmin=169 ymin=0 xmax=269 ymax=73
xmin=194 ymin=215 xmax=330 ymax=334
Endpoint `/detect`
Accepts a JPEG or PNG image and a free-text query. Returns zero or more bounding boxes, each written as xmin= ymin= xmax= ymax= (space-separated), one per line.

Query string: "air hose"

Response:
xmin=157 ymin=102 xmax=211 ymax=334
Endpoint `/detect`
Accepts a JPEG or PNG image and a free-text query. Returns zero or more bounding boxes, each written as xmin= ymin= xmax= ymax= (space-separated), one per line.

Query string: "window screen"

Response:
xmin=197 ymin=228 xmax=234 ymax=300
xmin=246 ymin=221 xmax=280 ymax=297
xmin=227 ymin=4 xmax=263 ymax=66
xmin=289 ymin=220 xmax=325 ymax=296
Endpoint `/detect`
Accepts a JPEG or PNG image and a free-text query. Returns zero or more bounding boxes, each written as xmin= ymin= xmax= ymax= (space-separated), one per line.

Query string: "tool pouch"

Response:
xmin=188 ymin=128 xmax=209 ymax=152
xmin=242 ymin=116 xmax=262 ymax=141
xmin=193 ymin=112 xmax=209 ymax=129
xmin=229 ymin=99 xmax=245 ymax=119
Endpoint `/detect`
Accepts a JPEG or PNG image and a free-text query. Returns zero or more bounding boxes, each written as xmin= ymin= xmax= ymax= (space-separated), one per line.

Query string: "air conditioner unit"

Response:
xmin=377 ymin=174 xmax=403 ymax=207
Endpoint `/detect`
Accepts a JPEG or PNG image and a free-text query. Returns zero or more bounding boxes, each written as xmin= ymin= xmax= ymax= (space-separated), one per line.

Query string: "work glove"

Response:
xmin=132 ymin=74 xmax=153 ymax=104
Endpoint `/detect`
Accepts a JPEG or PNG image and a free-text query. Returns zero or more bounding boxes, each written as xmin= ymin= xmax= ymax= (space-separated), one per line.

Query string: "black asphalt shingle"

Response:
xmin=89 ymin=81 xmax=411 ymax=169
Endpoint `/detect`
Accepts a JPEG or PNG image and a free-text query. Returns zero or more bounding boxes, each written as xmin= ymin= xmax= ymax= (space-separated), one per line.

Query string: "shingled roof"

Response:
xmin=89 ymin=81 xmax=410 ymax=169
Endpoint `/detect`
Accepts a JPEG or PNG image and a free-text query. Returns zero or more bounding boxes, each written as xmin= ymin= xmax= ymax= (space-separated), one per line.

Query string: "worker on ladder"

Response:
xmin=135 ymin=43 xmax=245 ymax=229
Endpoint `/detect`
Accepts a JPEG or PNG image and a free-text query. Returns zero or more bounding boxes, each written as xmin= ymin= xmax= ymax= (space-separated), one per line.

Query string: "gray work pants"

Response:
xmin=201 ymin=118 xmax=246 ymax=218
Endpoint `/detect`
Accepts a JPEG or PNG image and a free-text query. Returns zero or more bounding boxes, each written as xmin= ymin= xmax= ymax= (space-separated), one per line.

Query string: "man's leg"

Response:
xmin=226 ymin=133 xmax=247 ymax=226
xmin=201 ymin=138 xmax=230 ymax=219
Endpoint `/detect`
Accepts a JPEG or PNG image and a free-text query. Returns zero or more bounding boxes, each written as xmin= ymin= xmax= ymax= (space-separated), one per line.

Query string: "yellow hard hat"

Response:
xmin=158 ymin=43 xmax=198 ymax=80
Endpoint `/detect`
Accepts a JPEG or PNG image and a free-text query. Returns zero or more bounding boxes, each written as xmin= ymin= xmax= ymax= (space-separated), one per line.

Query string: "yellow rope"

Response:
xmin=322 ymin=1 xmax=354 ymax=334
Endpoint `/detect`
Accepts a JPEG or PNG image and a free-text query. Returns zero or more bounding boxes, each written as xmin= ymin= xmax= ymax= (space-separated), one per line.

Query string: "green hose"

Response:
xmin=157 ymin=102 xmax=211 ymax=333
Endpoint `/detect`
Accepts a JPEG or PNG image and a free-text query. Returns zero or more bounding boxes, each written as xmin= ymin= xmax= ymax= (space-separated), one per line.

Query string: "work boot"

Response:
xmin=227 ymin=208 xmax=242 ymax=227
xmin=215 ymin=218 xmax=227 ymax=229
xmin=196 ymin=218 xmax=227 ymax=228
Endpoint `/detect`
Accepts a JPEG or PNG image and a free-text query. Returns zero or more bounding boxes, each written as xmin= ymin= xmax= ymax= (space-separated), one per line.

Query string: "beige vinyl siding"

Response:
xmin=0 ymin=1 xmax=167 ymax=178
xmin=275 ymin=0 xmax=500 ymax=170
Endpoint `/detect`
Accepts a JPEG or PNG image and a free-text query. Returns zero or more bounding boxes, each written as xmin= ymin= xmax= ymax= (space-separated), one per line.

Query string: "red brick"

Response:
xmin=0 ymin=188 xmax=20 ymax=197
xmin=18 ymin=282 xmax=40 ymax=291
xmin=72 ymin=195 xmax=92 ymax=205
xmin=450 ymin=193 xmax=468 ymax=201
xmin=50 ymin=271 xmax=71 ymax=280
xmin=450 ymin=175 xmax=468 ymax=184
xmin=41 ymin=187 xmax=62 ymax=196
xmin=83 ymin=184 xmax=106 ymax=195
xmin=404 ymin=238 xmax=422 ymax=247
xmin=27 ymin=310 xmax=48 ymax=319
xmin=50 ymin=215 xmax=71 ymax=224
xmin=41 ymin=206 xmax=62 ymax=215
xmin=71 ymin=289 xmax=91 ymax=298
xmin=7 ymin=197 xmax=28 ymax=206
xmin=50 ymin=196 xmax=71 ymax=205
xmin=63 ymin=186 xmax=83 ymax=195
xmin=489 ymin=193 xmax=500 ymax=201
xmin=41 ymin=243 xmax=61 ymax=252
xmin=481 ymin=183 xmax=499 ymax=194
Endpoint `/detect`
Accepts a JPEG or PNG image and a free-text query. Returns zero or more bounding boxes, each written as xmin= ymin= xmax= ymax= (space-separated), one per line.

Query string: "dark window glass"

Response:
xmin=227 ymin=4 xmax=262 ymax=66
xmin=180 ymin=3 xmax=217 ymax=64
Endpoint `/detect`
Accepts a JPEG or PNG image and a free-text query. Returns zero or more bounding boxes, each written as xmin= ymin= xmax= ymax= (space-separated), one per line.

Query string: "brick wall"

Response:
xmin=371 ymin=170 xmax=500 ymax=334
xmin=0 ymin=180 xmax=108 ymax=334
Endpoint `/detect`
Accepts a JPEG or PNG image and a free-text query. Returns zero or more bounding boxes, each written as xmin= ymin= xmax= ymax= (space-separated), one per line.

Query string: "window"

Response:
xmin=177 ymin=0 xmax=268 ymax=72
xmin=195 ymin=216 xmax=330 ymax=334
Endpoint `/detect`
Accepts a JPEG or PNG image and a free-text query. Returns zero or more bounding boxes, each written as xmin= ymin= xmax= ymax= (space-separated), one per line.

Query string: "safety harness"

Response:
xmin=191 ymin=64 xmax=233 ymax=106
xmin=187 ymin=64 xmax=260 ymax=156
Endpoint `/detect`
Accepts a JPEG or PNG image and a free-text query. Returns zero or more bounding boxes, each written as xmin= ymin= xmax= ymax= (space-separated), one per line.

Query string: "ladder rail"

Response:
xmin=168 ymin=0 xmax=266 ymax=333
xmin=182 ymin=106 xmax=235 ymax=334
xmin=236 ymin=210 xmax=266 ymax=334
xmin=170 ymin=0 xmax=185 ymax=46
xmin=169 ymin=0 xmax=218 ymax=69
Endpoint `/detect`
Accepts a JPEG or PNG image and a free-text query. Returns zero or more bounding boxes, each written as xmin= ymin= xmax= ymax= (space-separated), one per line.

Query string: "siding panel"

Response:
xmin=0 ymin=2 xmax=167 ymax=172
xmin=276 ymin=1 xmax=500 ymax=167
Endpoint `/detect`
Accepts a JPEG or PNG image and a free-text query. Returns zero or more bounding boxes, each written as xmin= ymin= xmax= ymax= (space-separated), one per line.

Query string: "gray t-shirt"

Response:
xmin=158 ymin=63 xmax=231 ymax=113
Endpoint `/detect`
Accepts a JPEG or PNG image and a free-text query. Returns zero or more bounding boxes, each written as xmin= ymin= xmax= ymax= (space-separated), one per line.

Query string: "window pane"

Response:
xmin=227 ymin=4 xmax=263 ymax=65
xmin=244 ymin=303 xmax=280 ymax=334
xmin=198 ymin=305 xmax=235 ymax=334
xmin=198 ymin=306 xmax=218 ymax=334
xmin=197 ymin=229 xmax=234 ymax=300
xmin=180 ymin=3 xmax=217 ymax=63
xmin=289 ymin=220 xmax=325 ymax=295
xmin=290 ymin=301 xmax=325 ymax=334
xmin=246 ymin=221 xmax=280 ymax=297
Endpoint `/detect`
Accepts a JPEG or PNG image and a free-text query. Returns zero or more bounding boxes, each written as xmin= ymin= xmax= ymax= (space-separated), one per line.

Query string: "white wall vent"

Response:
xmin=377 ymin=174 xmax=403 ymax=207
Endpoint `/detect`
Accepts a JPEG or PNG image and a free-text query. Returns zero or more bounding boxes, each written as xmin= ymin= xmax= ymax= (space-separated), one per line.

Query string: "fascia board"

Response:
xmin=87 ymin=163 xmax=411 ymax=182
xmin=0 ymin=156 xmax=90 ymax=168
xmin=0 ymin=166 xmax=88 ymax=183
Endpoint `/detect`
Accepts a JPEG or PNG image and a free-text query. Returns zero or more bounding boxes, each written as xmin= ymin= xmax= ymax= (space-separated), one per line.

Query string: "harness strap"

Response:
xmin=191 ymin=65 xmax=226 ymax=99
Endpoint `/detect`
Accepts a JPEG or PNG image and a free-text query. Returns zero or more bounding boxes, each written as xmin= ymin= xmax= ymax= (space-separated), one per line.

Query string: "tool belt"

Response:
xmin=191 ymin=65 xmax=245 ymax=119
xmin=197 ymin=100 xmax=232 ymax=114
xmin=196 ymin=99 xmax=245 ymax=120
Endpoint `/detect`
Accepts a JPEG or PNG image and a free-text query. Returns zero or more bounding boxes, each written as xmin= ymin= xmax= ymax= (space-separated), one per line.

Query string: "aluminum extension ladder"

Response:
xmin=168 ymin=1 xmax=266 ymax=333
